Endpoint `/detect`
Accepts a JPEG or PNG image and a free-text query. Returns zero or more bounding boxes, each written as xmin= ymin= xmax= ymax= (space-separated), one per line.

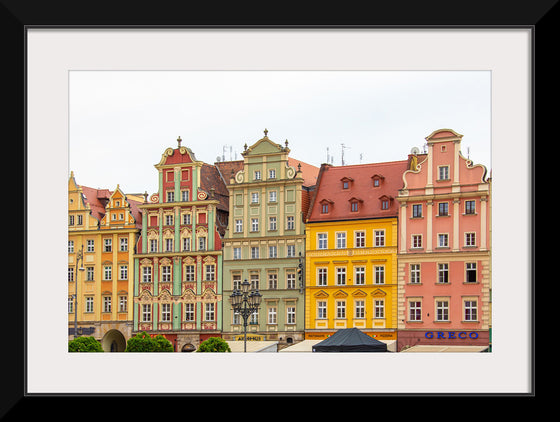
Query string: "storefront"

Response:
xmin=397 ymin=329 xmax=490 ymax=352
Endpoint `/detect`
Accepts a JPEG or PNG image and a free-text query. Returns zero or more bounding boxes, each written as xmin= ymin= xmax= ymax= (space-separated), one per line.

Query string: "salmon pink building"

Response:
xmin=396 ymin=129 xmax=491 ymax=351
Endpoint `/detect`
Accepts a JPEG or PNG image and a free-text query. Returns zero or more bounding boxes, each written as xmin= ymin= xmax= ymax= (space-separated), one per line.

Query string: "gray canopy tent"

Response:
xmin=311 ymin=328 xmax=388 ymax=352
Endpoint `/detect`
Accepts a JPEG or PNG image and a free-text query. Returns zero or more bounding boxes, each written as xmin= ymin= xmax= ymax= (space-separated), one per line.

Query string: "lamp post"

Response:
xmin=73 ymin=245 xmax=85 ymax=339
xmin=230 ymin=279 xmax=262 ymax=353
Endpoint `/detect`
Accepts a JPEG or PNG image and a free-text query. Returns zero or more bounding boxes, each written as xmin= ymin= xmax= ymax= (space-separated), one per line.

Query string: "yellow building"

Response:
xmin=68 ymin=172 xmax=142 ymax=351
xmin=304 ymin=161 xmax=409 ymax=341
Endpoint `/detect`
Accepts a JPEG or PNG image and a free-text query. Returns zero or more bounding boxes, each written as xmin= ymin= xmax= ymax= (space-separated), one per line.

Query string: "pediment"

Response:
xmin=371 ymin=288 xmax=387 ymax=297
xmin=351 ymin=289 xmax=368 ymax=298
xmin=333 ymin=289 xmax=348 ymax=298
xmin=313 ymin=289 xmax=329 ymax=298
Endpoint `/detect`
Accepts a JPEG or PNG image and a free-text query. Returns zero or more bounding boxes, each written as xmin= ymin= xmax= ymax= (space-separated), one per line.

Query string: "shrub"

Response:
xmin=125 ymin=331 xmax=174 ymax=352
xmin=68 ymin=336 xmax=104 ymax=352
xmin=197 ymin=337 xmax=231 ymax=352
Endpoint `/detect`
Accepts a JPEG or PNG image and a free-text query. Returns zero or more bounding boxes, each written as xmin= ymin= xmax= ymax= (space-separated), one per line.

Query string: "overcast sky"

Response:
xmin=69 ymin=70 xmax=491 ymax=195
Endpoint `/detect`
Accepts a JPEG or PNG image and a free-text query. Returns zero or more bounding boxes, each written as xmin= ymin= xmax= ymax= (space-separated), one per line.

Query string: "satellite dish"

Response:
xmin=410 ymin=147 xmax=420 ymax=154
xmin=216 ymin=156 xmax=222 ymax=162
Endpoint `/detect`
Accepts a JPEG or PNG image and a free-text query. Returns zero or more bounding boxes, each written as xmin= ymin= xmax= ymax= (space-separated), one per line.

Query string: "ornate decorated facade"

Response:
xmin=68 ymin=172 xmax=142 ymax=351
xmin=132 ymin=138 xmax=229 ymax=352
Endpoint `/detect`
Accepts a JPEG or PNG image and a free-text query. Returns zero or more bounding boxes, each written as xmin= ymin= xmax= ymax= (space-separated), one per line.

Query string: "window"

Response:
xmin=466 ymin=262 xmax=477 ymax=283
xmin=184 ymin=303 xmax=195 ymax=321
xmin=68 ymin=240 xmax=74 ymax=253
xmin=235 ymin=219 xmax=243 ymax=233
xmin=86 ymin=297 xmax=94 ymax=313
xmin=269 ymin=216 xmax=277 ymax=231
xmin=336 ymin=301 xmax=346 ymax=318
xmin=286 ymin=272 xmax=296 ymax=289
xmin=181 ymin=190 xmax=190 ymax=202
xmin=254 ymin=170 xmax=261 ymax=180
xmin=336 ymin=267 xmax=346 ymax=285
xmin=142 ymin=304 xmax=151 ymax=322
xmin=167 ymin=191 xmax=174 ymax=202
xmin=142 ymin=266 xmax=152 ymax=283
xmin=268 ymin=307 xmax=277 ymax=324
xmin=103 ymin=266 xmax=112 ymax=281
xmin=410 ymin=264 xmax=420 ymax=284
xmin=161 ymin=303 xmax=171 ymax=322
xmin=165 ymin=215 xmax=173 ymax=226
xmin=374 ymin=266 xmax=385 ymax=284
xmin=161 ymin=266 xmax=171 ymax=282
xmin=68 ymin=297 xmax=74 ymax=313
xmin=375 ymin=300 xmax=385 ymax=318
xmin=120 ymin=238 xmax=128 ymax=251
xmin=198 ymin=237 xmax=206 ymax=251
xmin=205 ymin=265 xmax=215 ymax=281
xmin=205 ymin=303 xmax=215 ymax=321
xmin=465 ymin=232 xmax=476 ymax=247
xmin=233 ymin=247 xmax=241 ymax=260
xmin=86 ymin=267 xmax=94 ymax=281
xmin=343 ymin=181 xmax=349 ymax=189
xmin=184 ymin=265 xmax=195 ymax=281
xmin=87 ymin=239 xmax=95 ymax=252
xmin=119 ymin=265 xmax=128 ymax=280
xmin=412 ymin=204 xmax=422 ymax=218
xmin=412 ymin=235 xmax=422 ymax=249
xmin=232 ymin=274 xmax=241 ymax=291
xmin=438 ymin=263 xmax=449 ymax=283
xmin=381 ymin=199 xmax=389 ymax=210
xmin=269 ymin=169 xmax=276 ymax=179
xmin=438 ymin=166 xmax=449 ymax=180
xmin=251 ymin=247 xmax=259 ymax=259
xmin=317 ymin=268 xmax=327 ymax=286
xmin=318 ymin=233 xmax=327 ymax=250
xmin=69 ymin=215 xmax=74 ymax=226
xmin=269 ymin=191 xmax=277 ymax=202
xmin=166 ymin=238 xmax=173 ymax=252
xmin=464 ymin=300 xmax=478 ymax=321
xmin=436 ymin=300 xmax=449 ymax=321
xmin=250 ymin=273 xmax=259 ymax=290
xmin=286 ymin=216 xmax=295 ymax=230
xmin=251 ymin=218 xmax=259 ymax=232
xmin=119 ymin=296 xmax=127 ymax=312
xmin=183 ymin=213 xmax=191 ymax=225
xmin=373 ymin=178 xmax=380 ymax=187
xmin=409 ymin=301 xmax=422 ymax=321
xmin=336 ymin=232 xmax=346 ymax=249
xmin=68 ymin=267 xmax=74 ymax=282
xmin=374 ymin=230 xmax=385 ymax=247
xmin=321 ymin=203 xmax=329 ymax=214
xmin=354 ymin=267 xmax=365 ymax=285
xmin=438 ymin=202 xmax=449 ymax=216
xmin=183 ymin=238 xmax=191 ymax=252
xmin=438 ymin=233 xmax=449 ymax=248
xmin=269 ymin=246 xmax=277 ymax=258
xmin=251 ymin=192 xmax=259 ymax=203
xmin=77 ymin=215 xmax=83 ymax=225
xmin=351 ymin=201 xmax=359 ymax=212
xmin=465 ymin=200 xmax=476 ymax=214
xmin=317 ymin=301 xmax=327 ymax=319
xmin=286 ymin=244 xmax=295 ymax=257
xmin=355 ymin=231 xmax=365 ymax=248
xmin=150 ymin=239 xmax=158 ymax=253
xmin=355 ymin=300 xmax=365 ymax=318
xmin=268 ymin=273 xmax=278 ymax=289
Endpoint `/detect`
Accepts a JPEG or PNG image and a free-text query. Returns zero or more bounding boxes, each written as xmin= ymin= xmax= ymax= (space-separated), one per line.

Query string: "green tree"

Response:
xmin=68 ymin=336 xmax=104 ymax=352
xmin=197 ymin=337 xmax=231 ymax=352
xmin=125 ymin=331 xmax=174 ymax=352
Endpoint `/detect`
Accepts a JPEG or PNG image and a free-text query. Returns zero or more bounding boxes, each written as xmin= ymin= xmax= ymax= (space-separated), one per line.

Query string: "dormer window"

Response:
xmin=348 ymin=197 xmax=363 ymax=213
xmin=371 ymin=174 xmax=385 ymax=187
xmin=320 ymin=199 xmax=334 ymax=214
xmin=340 ymin=177 xmax=353 ymax=189
xmin=379 ymin=195 xmax=393 ymax=210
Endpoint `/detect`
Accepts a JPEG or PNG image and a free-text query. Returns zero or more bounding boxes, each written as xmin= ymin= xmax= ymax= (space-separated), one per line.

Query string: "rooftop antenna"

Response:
xmin=326 ymin=147 xmax=330 ymax=164
xmin=467 ymin=147 xmax=470 ymax=160
xmin=341 ymin=143 xmax=350 ymax=166
xmin=359 ymin=153 xmax=363 ymax=164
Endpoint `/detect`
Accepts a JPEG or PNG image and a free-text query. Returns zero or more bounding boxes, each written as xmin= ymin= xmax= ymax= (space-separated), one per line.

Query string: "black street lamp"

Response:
xmin=73 ymin=245 xmax=85 ymax=339
xmin=230 ymin=279 xmax=262 ymax=352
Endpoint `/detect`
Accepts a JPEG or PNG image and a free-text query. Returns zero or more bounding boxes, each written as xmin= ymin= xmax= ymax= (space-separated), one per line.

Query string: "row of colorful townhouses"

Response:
xmin=68 ymin=128 xmax=492 ymax=352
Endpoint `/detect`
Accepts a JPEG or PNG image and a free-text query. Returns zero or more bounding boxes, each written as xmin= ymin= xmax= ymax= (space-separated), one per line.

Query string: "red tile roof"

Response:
xmin=306 ymin=160 xmax=409 ymax=222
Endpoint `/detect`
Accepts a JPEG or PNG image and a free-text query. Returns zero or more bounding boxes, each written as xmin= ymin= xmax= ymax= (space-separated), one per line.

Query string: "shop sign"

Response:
xmin=425 ymin=331 xmax=479 ymax=340
xmin=234 ymin=334 xmax=264 ymax=341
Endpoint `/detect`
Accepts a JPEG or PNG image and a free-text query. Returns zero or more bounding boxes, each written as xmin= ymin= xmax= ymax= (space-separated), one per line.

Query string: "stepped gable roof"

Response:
xmin=306 ymin=159 xmax=409 ymax=222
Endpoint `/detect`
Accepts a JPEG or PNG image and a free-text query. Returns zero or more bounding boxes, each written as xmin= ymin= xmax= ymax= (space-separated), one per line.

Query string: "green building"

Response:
xmin=218 ymin=130 xmax=319 ymax=348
